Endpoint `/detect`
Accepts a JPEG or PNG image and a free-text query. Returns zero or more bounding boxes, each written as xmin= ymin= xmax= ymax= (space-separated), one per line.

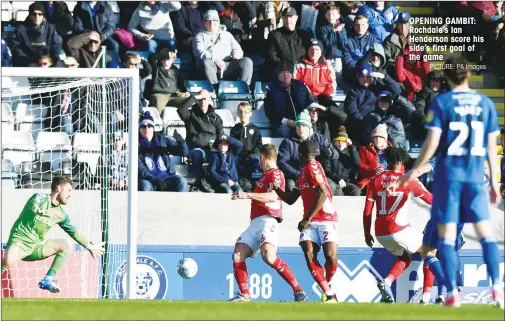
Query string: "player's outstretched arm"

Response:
xmin=231 ymin=191 xmax=279 ymax=203
xmin=58 ymin=215 xmax=105 ymax=258
xmin=272 ymin=185 xmax=300 ymax=205
xmin=362 ymin=187 xmax=375 ymax=247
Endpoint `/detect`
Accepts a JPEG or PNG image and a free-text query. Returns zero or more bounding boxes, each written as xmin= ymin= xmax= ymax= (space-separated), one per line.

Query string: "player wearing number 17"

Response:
xmin=393 ymin=56 xmax=504 ymax=309
xmin=230 ymin=144 xmax=308 ymax=302
xmin=1 ymin=176 xmax=106 ymax=293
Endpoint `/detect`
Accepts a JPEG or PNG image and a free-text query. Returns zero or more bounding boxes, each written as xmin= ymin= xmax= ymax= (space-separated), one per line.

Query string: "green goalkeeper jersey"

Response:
xmin=8 ymin=193 xmax=80 ymax=246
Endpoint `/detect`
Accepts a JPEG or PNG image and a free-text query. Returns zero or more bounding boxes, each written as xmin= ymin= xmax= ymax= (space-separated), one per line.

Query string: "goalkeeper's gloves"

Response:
xmin=86 ymin=241 xmax=106 ymax=259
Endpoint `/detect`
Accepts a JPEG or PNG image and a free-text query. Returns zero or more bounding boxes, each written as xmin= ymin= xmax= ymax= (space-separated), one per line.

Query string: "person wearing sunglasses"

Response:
xmin=11 ymin=2 xmax=62 ymax=67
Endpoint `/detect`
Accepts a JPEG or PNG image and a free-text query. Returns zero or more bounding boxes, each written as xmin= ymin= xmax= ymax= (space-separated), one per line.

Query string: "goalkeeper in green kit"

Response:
xmin=1 ymin=176 xmax=105 ymax=293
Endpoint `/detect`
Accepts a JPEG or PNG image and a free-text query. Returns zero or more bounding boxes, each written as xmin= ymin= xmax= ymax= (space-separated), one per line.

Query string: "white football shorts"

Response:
xmin=299 ymin=221 xmax=339 ymax=247
xmin=376 ymin=226 xmax=423 ymax=256
xmin=236 ymin=215 xmax=279 ymax=257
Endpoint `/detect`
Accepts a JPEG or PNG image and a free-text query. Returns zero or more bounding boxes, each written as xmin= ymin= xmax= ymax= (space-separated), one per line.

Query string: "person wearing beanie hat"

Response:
xmin=356 ymin=123 xmax=394 ymax=190
xmin=278 ymin=110 xmax=339 ymax=193
xmin=138 ymin=111 xmax=189 ymax=192
xmin=295 ymin=38 xmax=339 ymax=109
xmin=325 ymin=126 xmax=361 ymax=196
xmin=11 ymin=1 xmax=62 ymax=67
xmin=34 ymin=1 xmax=74 ymax=40
xmin=194 ymin=9 xmax=254 ymax=86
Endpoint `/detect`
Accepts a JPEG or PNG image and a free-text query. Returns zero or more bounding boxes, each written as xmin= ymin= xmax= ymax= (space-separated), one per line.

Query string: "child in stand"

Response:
xmin=208 ymin=135 xmax=244 ymax=193
xmin=319 ymin=5 xmax=347 ymax=87
xmin=230 ymin=102 xmax=263 ymax=191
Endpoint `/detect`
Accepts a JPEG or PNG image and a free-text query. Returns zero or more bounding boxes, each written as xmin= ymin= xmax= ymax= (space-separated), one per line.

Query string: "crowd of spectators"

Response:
xmin=2 ymin=1 xmax=504 ymax=195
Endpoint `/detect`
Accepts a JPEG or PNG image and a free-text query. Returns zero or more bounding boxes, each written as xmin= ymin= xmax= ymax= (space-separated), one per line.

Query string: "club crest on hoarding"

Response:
xmin=115 ymin=255 xmax=167 ymax=300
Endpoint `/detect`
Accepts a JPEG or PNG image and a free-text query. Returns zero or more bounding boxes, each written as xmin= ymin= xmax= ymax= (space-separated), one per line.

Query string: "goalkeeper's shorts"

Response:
xmin=7 ymin=237 xmax=47 ymax=261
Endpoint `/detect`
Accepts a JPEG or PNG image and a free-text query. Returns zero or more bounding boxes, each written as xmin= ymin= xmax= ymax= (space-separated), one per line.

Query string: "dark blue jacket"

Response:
xmin=343 ymin=31 xmax=376 ymax=71
xmin=209 ymin=136 xmax=243 ymax=184
xmin=344 ymin=74 xmax=401 ymax=122
xmin=1 ymin=39 xmax=12 ymax=67
xmin=357 ymin=4 xmax=398 ymax=43
xmin=171 ymin=2 xmax=222 ymax=39
xmin=264 ymin=80 xmax=316 ymax=126
xmin=138 ymin=133 xmax=188 ymax=182
xmin=277 ymin=133 xmax=339 ymax=180
xmin=319 ymin=21 xmax=347 ymax=59
xmin=73 ymin=1 xmax=116 ymax=40
xmin=11 ymin=20 xmax=62 ymax=67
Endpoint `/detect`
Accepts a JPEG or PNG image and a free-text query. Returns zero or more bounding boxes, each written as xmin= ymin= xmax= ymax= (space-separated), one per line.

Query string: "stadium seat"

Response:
xmin=185 ymin=79 xmax=216 ymax=97
xmin=73 ymin=133 xmax=101 ymax=175
xmin=407 ymin=140 xmax=424 ymax=159
xmin=15 ymin=10 xmax=28 ymax=22
xmin=141 ymin=107 xmax=164 ymax=132
xmin=250 ymin=106 xmax=270 ymax=130
xmin=261 ymin=137 xmax=284 ymax=150
xmin=16 ymin=103 xmax=47 ymax=141
xmin=2 ymin=103 xmax=15 ymax=131
xmin=215 ymin=109 xmax=235 ymax=135
xmin=19 ymin=160 xmax=53 ymax=189
xmin=162 ymin=107 xmax=186 ymax=138
xmin=172 ymin=164 xmax=198 ymax=186
xmin=2 ymin=158 xmax=18 ymax=187
xmin=2 ymin=131 xmax=36 ymax=170
xmin=107 ymin=51 xmax=121 ymax=64
xmin=2 ymin=179 xmax=16 ymax=189
xmin=218 ymin=80 xmax=253 ymax=120
xmin=1 ymin=9 xmax=12 ymax=22
xmin=36 ymin=132 xmax=72 ymax=171
xmin=253 ymin=82 xmax=271 ymax=110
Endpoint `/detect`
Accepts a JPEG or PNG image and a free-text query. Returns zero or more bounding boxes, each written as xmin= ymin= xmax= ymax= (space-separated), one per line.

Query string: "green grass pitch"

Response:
xmin=2 ymin=299 xmax=504 ymax=320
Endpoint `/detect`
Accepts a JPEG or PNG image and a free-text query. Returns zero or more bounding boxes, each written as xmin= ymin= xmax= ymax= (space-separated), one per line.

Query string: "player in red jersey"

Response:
xmin=230 ymin=144 xmax=308 ymax=302
xmin=273 ymin=140 xmax=339 ymax=303
xmin=363 ymin=147 xmax=434 ymax=303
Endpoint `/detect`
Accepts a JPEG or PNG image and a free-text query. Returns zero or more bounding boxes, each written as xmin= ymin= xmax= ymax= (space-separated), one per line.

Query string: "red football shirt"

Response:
xmin=297 ymin=160 xmax=338 ymax=222
xmin=250 ymin=168 xmax=285 ymax=221
xmin=363 ymin=170 xmax=433 ymax=236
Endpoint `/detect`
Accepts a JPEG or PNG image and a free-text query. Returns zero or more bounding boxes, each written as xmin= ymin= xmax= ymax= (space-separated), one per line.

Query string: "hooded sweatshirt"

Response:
xmin=295 ymin=55 xmax=336 ymax=97
xmin=193 ymin=28 xmax=243 ymax=63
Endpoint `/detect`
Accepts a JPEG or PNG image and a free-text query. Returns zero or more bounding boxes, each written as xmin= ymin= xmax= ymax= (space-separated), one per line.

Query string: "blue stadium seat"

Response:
xmin=107 ymin=51 xmax=121 ymax=64
xmin=184 ymin=80 xmax=216 ymax=97
xmin=408 ymin=140 xmax=423 ymax=159
xmin=253 ymin=82 xmax=271 ymax=110
xmin=218 ymin=80 xmax=253 ymax=120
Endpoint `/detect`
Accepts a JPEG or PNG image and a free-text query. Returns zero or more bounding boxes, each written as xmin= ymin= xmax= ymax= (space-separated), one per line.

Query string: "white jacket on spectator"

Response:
xmin=128 ymin=1 xmax=181 ymax=41
xmin=193 ymin=29 xmax=243 ymax=63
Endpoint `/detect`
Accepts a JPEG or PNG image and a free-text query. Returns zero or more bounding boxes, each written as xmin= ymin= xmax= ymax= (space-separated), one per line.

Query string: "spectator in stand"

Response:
xmin=128 ymin=1 xmax=181 ymax=53
xmin=219 ymin=1 xmax=257 ymax=43
xmin=327 ymin=126 xmax=361 ymax=196
xmin=356 ymin=123 xmax=394 ymax=190
xmin=11 ymin=3 xmax=62 ymax=67
xmin=37 ymin=55 xmax=54 ymax=68
xmin=178 ymin=90 xmax=224 ymax=174
xmin=395 ymin=48 xmax=431 ymax=101
xmin=208 ymin=135 xmax=244 ymax=193
xmin=344 ymin=61 xmax=401 ymax=144
xmin=383 ymin=11 xmax=410 ymax=76
xmin=295 ymin=39 xmax=337 ymax=106
xmin=109 ymin=131 xmax=128 ymax=191
xmin=194 ymin=9 xmax=253 ymax=86
xmin=342 ymin=15 xmax=376 ymax=82
xmin=264 ymin=63 xmax=316 ymax=138
xmin=171 ymin=1 xmax=221 ymax=53
xmin=319 ymin=5 xmax=347 ymax=85
xmin=361 ymin=91 xmax=415 ymax=148
xmin=357 ymin=1 xmax=398 ymax=43
xmin=72 ymin=1 xmax=119 ymax=54
xmin=360 ymin=43 xmax=387 ymax=75
xmin=410 ymin=71 xmax=447 ymax=140
xmin=36 ymin=1 xmax=73 ymax=41
xmin=230 ymin=102 xmax=263 ymax=192
xmin=252 ymin=1 xmax=290 ymax=51
xmin=138 ymin=111 xmax=189 ymax=192
xmin=278 ymin=110 xmax=339 ymax=192
xmin=338 ymin=1 xmax=364 ymax=30
xmin=265 ymin=7 xmax=312 ymax=79
xmin=1 ymin=39 xmax=12 ymax=67
xmin=308 ymin=103 xmax=331 ymax=141
xmin=67 ymin=31 xmax=105 ymax=68
xmin=123 ymin=53 xmax=152 ymax=104
xmin=147 ymin=49 xmax=189 ymax=113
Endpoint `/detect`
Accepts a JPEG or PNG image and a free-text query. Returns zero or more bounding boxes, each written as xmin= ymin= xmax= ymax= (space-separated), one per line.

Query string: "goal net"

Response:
xmin=1 ymin=67 xmax=139 ymax=299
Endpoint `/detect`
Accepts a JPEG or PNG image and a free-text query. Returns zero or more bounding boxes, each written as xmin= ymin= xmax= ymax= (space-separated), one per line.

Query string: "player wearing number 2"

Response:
xmin=273 ymin=140 xmax=339 ymax=303
xmin=1 ymin=176 xmax=105 ymax=293
xmin=230 ymin=144 xmax=308 ymax=302
xmin=393 ymin=56 xmax=504 ymax=309
xmin=363 ymin=147 xmax=433 ymax=303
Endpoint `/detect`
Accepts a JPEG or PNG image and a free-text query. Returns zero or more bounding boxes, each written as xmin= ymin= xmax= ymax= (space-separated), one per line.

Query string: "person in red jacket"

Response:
xmin=356 ymin=124 xmax=395 ymax=191
xmin=295 ymin=39 xmax=336 ymax=108
xmin=395 ymin=48 xmax=431 ymax=102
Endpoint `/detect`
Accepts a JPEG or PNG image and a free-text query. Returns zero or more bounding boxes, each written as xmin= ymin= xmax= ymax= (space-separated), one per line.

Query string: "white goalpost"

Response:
xmin=1 ymin=66 xmax=139 ymax=299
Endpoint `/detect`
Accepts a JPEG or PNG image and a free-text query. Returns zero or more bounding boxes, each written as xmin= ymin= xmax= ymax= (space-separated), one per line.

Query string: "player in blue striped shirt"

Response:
xmin=393 ymin=56 xmax=503 ymax=309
